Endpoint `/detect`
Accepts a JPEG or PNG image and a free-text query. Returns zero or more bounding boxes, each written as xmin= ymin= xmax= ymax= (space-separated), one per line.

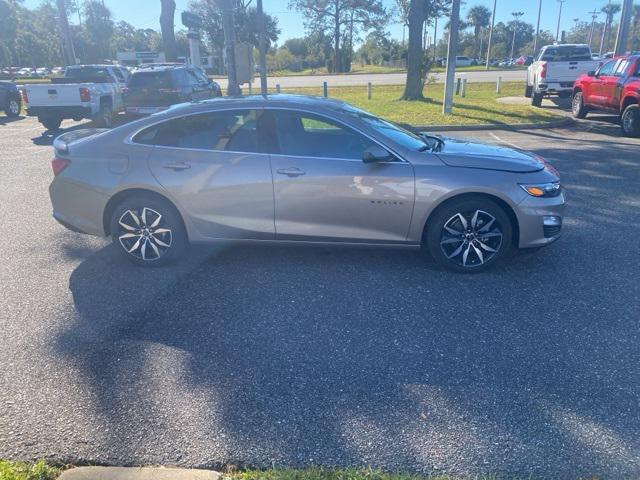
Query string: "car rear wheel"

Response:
xmin=531 ymin=92 xmax=543 ymax=107
xmin=572 ymin=91 xmax=588 ymax=119
xmin=110 ymin=194 xmax=188 ymax=267
xmin=425 ymin=196 xmax=513 ymax=273
xmin=524 ymin=84 xmax=532 ymax=98
xmin=5 ymin=95 xmax=21 ymax=117
xmin=621 ymin=104 xmax=640 ymax=137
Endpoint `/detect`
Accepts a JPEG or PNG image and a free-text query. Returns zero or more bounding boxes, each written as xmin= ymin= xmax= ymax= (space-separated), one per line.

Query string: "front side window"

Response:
xmin=598 ymin=60 xmax=615 ymax=76
xmin=272 ymin=110 xmax=376 ymax=160
xmin=133 ymin=109 xmax=272 ymax=154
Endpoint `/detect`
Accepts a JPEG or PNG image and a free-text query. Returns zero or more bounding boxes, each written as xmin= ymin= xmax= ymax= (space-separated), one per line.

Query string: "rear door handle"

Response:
xmin=162 ymin=162 xmax=191 ymax=171
xmin=277 ymin=167 xmax=306 ymax=177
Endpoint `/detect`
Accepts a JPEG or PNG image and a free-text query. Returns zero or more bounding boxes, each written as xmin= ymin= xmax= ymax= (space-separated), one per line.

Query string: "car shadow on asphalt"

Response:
xmin=52 ymin=217 xmax=640 ymax=477
xmin=0 ymin=115 xmax=25 ymax=125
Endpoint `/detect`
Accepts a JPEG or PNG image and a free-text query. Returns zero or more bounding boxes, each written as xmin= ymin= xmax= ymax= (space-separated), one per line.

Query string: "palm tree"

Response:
xmin=599 ymin=2 xmax=621 ymax=55
xmin=466 ymin=5 xmax=492 ymax=57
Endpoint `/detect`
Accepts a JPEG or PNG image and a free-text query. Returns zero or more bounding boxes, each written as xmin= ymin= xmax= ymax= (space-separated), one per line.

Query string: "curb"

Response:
xmin=406 ymin=116 xmax=574 ymax=133
xmin=58 ymin=466 xmax=221 ymax=480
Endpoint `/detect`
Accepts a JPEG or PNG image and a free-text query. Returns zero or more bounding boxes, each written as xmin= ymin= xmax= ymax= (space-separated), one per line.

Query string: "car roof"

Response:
xmin=131 ymin=64 xmax=186 ymax=73
xmin=191 ymin=94 xmax=348 ymax=111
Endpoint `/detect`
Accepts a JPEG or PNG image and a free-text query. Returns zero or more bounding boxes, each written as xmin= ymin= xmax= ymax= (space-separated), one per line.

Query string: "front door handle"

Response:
xmin=277 ymin=167 xmax=306 ymax=177
xmin=162 ymin=162 xmax=191 ymax=171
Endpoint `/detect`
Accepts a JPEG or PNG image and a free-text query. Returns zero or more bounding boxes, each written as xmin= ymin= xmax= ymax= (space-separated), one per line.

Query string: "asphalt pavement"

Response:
xmin=0 ymin=107 xmax=639 ymax=478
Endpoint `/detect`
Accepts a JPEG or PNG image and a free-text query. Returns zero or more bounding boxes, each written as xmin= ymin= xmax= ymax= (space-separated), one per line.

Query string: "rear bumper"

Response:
xmin=49 ymin=177 xmax=108 ymax=237
xmin=535 ymin=82 xmax=574 ymax=96
xmin=27 ymin=105 xmax=92 ymax=119
xmin=516 ymin=189 xmax=567 ymax=248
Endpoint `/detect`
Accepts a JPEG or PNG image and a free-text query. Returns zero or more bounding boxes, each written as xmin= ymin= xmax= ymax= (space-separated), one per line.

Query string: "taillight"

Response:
xmin=540 ymin=61 xmax=547 ymax=79
xmin=52 ymin=157 xmax=71 ymax=176
xmin=121 ymin=86 xmax=129 ymax=94
xmin=79 ymin=87 xmax=91 ymax=102
xmin=21 ymin=89 xmax=29 ymax=104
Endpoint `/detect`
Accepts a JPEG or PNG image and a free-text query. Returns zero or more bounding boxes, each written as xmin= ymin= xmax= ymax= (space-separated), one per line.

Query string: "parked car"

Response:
xmin=124 ymin=64 xmax=221 ymax=115
xmin=515 ymin=55 xmax=534 ymax=66
xmin=572 ymin=54 xmax=640 ymax=136
xmin=23 ymin=64 xmax=129 ymax=130
xmin=526 ymin=44 xmax=600 ymax=107
xmin=49 ymin=95 xmax=565 ymax=272
xmin=0 ymin=81 xmax=22 ymax=117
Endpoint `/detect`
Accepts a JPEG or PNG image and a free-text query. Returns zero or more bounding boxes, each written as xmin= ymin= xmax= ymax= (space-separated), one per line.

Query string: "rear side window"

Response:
xmin=128 ymin=71 xmax=173 ymax=89
xmin=613 ymin=60 xmax=630 ymax=77
xmin=540 ymin=46 xmax=592 ymax=62
xmin=132 ymin=110 xmax=274 ymax=153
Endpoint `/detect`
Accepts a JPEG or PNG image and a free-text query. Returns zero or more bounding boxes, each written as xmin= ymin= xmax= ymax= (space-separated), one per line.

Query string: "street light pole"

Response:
xmin=588 ymin=9 xmax=599 ymax=48
xmin=556 ymin=0 xmax=566 ymax=42
xmin=443 ymin=0 xmax=460 ymax=114
xmin=256 ymin=0 xmax=268 ymax=96
xmin=216 ymin=0 xmax=240 ymax=96
xmin=533 ymin=0 xmax=542 ymax=55
xmin=485 ymin=0 xmax=497 ymax=70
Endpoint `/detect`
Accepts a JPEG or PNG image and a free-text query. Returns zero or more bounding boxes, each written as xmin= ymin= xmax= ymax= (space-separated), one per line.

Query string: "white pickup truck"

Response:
xmin=24 ymin=64 xmax=129 ymax=130
xmin=526 ymin=44 xmax=600 ymax=107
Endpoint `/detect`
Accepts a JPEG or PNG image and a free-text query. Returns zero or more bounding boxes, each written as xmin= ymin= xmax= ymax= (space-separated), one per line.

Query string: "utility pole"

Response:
xmin=588 ymin=9 xmax=599 ymax=48
xmin=614 ymin=0 xmax=633 ymax=55
xmin=433 ymin=16 xmax=438 ymax=63
xmin=256 ymin=0 xmax=268 ymax=96
xmin=556 ymin=0 xmax=566 ymax=42
xmin=510 ymin=11 xmax=524 ymax=59
xmin=485 ymin=0 xmax=497 ymax=70
xmin=443 ymin=0 xmax=460 ymax=115
xmin=56 ymin=0 xmax=77 ymax=65
xmin=533 ymin=0 xmax=543 ymax=55
xmin=216 ymin=0 xmax=240 ymax=96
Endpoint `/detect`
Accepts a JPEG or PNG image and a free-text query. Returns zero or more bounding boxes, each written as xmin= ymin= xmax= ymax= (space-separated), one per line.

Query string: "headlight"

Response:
xmin=519 ymin=182 xmax=561 ymax=198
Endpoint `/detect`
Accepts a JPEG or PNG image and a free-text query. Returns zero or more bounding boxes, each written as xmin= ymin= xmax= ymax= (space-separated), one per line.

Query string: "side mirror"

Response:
xmin=587 ymin=70 xmax=596 ymax=77
xmin=362 ymin=145 xmax=393 ymax=163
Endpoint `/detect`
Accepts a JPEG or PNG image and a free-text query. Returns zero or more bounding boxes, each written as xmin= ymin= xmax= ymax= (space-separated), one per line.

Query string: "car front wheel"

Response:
xmin=425 ymin=196 xmax=513 ymax=273
xmin=110 ymin=194 xmax=188 ymax=266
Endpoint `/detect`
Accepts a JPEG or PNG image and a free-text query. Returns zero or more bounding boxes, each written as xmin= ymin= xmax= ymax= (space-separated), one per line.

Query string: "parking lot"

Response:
xmin=0 ymin=111 xmax=639 ymax=478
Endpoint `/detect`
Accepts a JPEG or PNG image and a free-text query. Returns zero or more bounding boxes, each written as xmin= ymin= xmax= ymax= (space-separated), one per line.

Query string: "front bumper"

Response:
xmin=516 ymin=189 xmax=567 ymax=248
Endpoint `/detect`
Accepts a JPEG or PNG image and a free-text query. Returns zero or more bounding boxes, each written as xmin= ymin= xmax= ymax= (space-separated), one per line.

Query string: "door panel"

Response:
xmin=270 ymin=110 xmax=415 ymax=242
xmin=144 ymin=110 xmax=275 ymax=239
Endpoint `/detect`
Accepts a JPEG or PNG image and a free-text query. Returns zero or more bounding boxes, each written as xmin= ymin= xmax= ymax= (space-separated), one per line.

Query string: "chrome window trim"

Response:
xmin=123 ymin=105 xmax=408 ymax=163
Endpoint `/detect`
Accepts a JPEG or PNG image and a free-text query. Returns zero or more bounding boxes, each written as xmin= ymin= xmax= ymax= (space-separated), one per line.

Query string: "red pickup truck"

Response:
xmin=572 ymin=55 xmax=640 ymax=136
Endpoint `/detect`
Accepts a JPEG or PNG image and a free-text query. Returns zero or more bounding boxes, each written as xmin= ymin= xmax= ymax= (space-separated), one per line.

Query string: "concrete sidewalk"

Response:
xmin=59 ymin=467 xmax=220 ymax=480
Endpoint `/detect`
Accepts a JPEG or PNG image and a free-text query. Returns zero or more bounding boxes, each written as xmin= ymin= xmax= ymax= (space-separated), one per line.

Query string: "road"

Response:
xmin=214 ymin=69 xmax=526 ymax=89
xmin=0 ymin=108 xmax=639 ymax=478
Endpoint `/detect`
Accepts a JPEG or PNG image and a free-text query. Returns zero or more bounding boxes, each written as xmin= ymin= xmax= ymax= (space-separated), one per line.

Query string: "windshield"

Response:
xmin=340 ymin=104 xmax=427 ymax=151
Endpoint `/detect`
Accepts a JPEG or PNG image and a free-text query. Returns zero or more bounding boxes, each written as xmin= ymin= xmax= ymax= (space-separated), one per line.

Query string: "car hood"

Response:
xmin=434 ymin=137 xmax=544 ymax=173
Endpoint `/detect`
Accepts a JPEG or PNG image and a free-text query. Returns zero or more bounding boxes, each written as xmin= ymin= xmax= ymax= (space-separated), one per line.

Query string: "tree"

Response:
xmin=629 ymin=4 xmax=640 ymax=51
xmin=402 ymin=0 xmax=450 ymax=100
xmin=466 ymin=4 xmax=491 ymax=56
xmin=289 ymin=0 xmax=389 ymax=73
xmin=83 ymin=0 xmax=114 ymax=62
xmin=160 ymin=0 xmax=177 ymax=62
xmin=600 ymin=2 xmax=621 ymax=54
xmin=0 ymin=0 xmax=17 ymax=65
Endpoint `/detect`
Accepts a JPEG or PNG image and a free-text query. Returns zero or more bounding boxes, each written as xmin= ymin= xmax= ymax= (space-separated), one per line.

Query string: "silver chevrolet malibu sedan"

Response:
xmin=49 ymin=95 xmax=565 ymax=272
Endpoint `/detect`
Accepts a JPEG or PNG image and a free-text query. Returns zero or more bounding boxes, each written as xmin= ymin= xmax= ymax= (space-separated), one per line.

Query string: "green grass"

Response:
xmin=0 ymin=460 xmax=60 ymax=480
xmin=273 ymin=81 xmax=559 ymax=127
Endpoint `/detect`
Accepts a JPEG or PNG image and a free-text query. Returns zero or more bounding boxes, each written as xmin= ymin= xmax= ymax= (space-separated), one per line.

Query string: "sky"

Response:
xmin=23 ymin=0 xmax=624 ymax=45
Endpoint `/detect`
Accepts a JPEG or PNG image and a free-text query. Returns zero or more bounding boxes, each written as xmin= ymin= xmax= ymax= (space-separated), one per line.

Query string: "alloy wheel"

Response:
xmin=8 ymin=99 xmax=20 ymax=116
xmin=623 ymin=109 xmax=635 ymax=133
xmin=117 ymin=207 xmax=172 ymax=261
xmin=572 ymin=94 xmax=581 ymax=115
xmin=439 ymin=210 xmax=503 ymax=268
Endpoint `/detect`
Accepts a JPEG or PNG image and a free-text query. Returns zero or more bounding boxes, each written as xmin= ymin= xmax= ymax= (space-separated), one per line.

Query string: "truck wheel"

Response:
xmin=621 ymin=104 xmax=640 ymax=137
xmin=5 ymin=94 xmax=21 ymax=117
xmin=571 ymin=91 xmax=588 ymax=119
xmin=95 ymin=102 xmax=113 ymax=128
xmin=531 ymin=92 xmax=543 ymax=107
xmin=40 ymin=116 xmax=62 ymax=131
xmin=524 ymin=84 xmax=532 ymax=98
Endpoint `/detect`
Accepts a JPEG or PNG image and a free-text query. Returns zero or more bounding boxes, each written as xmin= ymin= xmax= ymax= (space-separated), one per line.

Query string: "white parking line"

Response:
xmin=489 ymin=132 xmax=523 ymax=150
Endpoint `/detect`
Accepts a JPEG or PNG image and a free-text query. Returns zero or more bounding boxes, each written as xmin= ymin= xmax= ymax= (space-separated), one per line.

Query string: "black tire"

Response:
xmin=40 ymin=116 xmax=62 ymax=131
xmin=524 ymin=84 xmax=533 ymax=98
xmin=531 ymin=92 xmax=543 ymax=107
xmin=571 ymin=91 xmax=588 ymax=119
xmin=424 ymin=196 xmax=513 ymax=273
xmin=109 ymin=194 xmax=188 ymax=267
xmin=621 ymin=104 xmax=640 ymax=137
xmin=95 ymin=101 xmax=113 ymax=128
xmin=5 ymin=94 xmax=21 ymax=117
